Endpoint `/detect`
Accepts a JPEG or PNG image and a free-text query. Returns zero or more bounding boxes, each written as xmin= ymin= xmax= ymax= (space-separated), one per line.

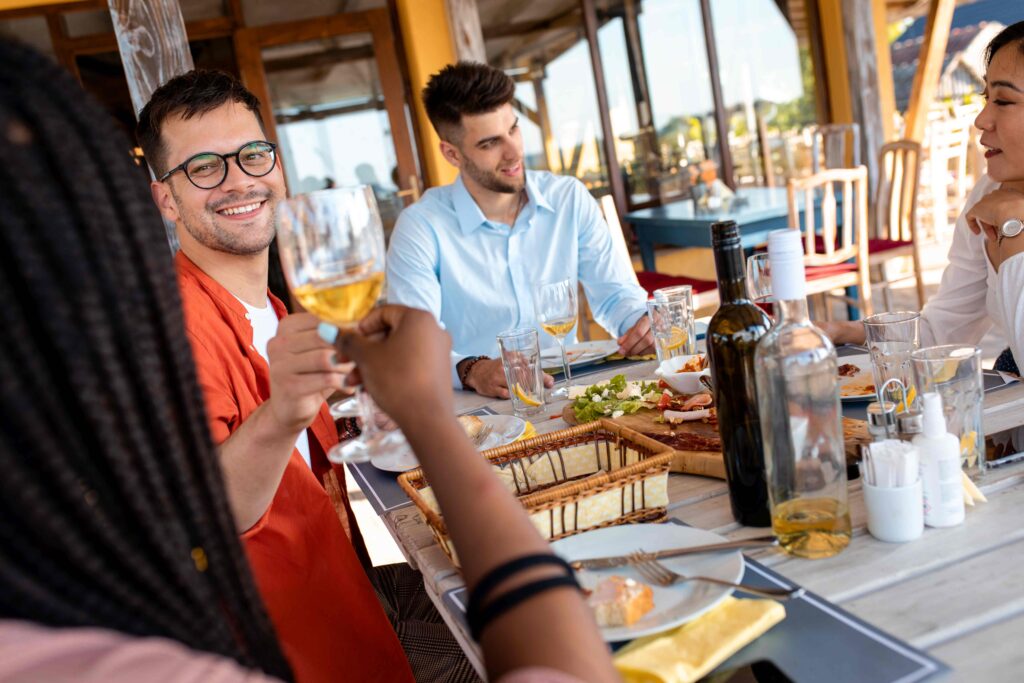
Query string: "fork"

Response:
xmin=628 ymin=551 xmax=804 ymax=600
xmin=471 ymin=423 xmax=494 ymax=448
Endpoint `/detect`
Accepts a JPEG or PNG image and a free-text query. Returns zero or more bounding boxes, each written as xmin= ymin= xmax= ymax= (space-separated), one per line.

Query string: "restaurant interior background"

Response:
xmin=0 ymin=0 xmax=1015 ymax=253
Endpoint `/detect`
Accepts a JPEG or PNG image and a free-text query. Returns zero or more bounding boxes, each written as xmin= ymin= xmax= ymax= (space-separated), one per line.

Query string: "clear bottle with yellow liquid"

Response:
xmin=754 ymin=230 xmax=851 ymax=559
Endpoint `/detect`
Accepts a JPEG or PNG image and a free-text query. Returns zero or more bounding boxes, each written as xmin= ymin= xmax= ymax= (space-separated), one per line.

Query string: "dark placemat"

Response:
xmin=348 ymin=406 xmax=498 ymax=516
xmin=441 ymin=522 xmax=948 ymax=682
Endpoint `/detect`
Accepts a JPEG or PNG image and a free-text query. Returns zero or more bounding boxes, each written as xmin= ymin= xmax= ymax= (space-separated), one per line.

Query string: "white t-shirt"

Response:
xmin=237 ymin=296 xmax=313 ymax=469
xmin=919 ymin=174 xmax=1024 ymax=368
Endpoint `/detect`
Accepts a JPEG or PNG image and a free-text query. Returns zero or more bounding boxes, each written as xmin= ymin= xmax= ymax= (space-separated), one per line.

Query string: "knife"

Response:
xmin=569 ymin=535 xmax=779 ymax=570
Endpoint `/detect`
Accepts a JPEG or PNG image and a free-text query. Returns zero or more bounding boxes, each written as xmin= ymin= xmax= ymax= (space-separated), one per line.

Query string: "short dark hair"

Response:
xmin=985 ymin=20 xmax=1024 ymax=66
xmin=136 ymin=69 xmax=264 ymax=175
xmin=422 ymin=61 xmax=515 ymax=142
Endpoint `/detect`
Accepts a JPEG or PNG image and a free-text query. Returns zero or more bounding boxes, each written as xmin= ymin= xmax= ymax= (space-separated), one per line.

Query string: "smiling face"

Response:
xmin=440 ymin=103 xmax=525 ymax=195
xmin=151 ymin=101 xmax=285 ymax=256
xmin=976 ymin=43 xmax=1024 ymax=184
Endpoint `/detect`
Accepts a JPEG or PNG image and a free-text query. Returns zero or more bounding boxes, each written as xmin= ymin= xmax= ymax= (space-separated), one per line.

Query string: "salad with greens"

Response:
xmin=570 ymin=374 xmax=661 ymax=423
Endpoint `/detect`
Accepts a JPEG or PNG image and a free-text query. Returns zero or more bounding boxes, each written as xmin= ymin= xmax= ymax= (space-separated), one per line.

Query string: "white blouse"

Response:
xmin=920 ymin=174 xmax=1024 ymax=368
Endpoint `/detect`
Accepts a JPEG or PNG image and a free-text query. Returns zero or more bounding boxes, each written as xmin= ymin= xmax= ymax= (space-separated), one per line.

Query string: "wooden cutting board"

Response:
xmin=563 ymin=403 xmax=871 ymax=480
xmin=562 ymin=404 xmax=727 ymax=478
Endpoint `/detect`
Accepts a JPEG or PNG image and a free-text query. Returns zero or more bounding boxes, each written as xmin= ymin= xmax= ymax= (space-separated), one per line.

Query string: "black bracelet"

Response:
xmin=468 ymin=575 xmax=581 ymax=641
xmin=458 ymin=355 xmax=490 ymax=389
xmin=466 ymin=554 xmax=578 ymax=640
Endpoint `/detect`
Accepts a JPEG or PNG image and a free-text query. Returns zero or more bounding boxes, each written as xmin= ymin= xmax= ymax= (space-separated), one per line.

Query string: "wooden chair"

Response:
xmin=786 ymin=166 xmax=873 ymax=319
xmin=870 ymin=140 xmax=925 ymax=310
xmin=811 ymin=123 xmax=860 ymax=173
xmin=577 ymin=196 xmax=718 ymax=340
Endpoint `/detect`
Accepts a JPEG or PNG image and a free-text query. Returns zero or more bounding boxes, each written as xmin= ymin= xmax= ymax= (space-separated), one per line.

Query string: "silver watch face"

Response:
xmin=1002 ymin=218 xmax=1024 ymax=238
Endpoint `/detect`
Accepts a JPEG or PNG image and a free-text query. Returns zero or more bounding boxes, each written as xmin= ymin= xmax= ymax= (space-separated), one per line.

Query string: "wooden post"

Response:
xmin=444 ymin=0 xmax=486 ymax=63
xmin=622 ymin=0 xmax=659 ymax=203
xmin=531 ymin=65 xmax=560 ymax=173
xmin=580 ymin=0 xmax=628 ymax=218
xmin=698 ymin=0 xmax=735 ymax=191
xmin=107 ymin=0 xmax=194 ymax=117
xmin=871 ymin=0 xmax=896 ymax=142
xmin=903 ymin=0 xmax=956 ymax=143
xmin=840 ymin=0 xmax=884 ymax=196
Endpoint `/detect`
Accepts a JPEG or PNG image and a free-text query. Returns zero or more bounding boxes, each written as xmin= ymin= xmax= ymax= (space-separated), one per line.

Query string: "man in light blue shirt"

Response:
xmin=387 ymin=62 xmax=653 ymax=397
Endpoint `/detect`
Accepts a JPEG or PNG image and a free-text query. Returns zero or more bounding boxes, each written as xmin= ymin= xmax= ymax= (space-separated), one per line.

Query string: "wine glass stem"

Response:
xmin=355 ymin=387 xmax=378 ymax=440
xmin=558 ymin=339 xmax=573 ymax=389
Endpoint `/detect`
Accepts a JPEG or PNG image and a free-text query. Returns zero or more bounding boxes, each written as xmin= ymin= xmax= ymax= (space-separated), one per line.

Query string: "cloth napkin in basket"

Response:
xmin=613 ymin=597 xmax=785 ymax=683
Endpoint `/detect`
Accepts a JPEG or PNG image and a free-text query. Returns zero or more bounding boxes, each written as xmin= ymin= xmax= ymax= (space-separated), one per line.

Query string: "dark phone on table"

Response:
xmin=982 ymin=423 xmax=1024 ymax=468
xmin=698 ymin=659 xmax=793 ymax=683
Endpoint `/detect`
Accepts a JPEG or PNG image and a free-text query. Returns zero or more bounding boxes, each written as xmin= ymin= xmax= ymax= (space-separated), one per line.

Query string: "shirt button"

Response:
xmin=244 ymin=313 xmax=251 ymax=320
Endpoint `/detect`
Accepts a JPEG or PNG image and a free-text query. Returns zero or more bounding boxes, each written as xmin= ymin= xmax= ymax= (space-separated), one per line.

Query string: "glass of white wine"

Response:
xmin=276 ymin=186 xmax=405 ymax=464
xmin=534 ymin=278 xmax=578 ymax=399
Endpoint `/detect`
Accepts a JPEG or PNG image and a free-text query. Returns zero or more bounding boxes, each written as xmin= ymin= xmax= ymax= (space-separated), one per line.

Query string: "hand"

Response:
xmin=465 ymin=358 xmax=554 ymax=399
xmin=616 ymin=314 xmax=655 ymax=357
xmin=265 ymin=313 xmax=349 ymax=434
xmin=815 ymin=320 xmax=866 ymax=346
xmin=965 ymin=189 xmax=1024 ymax=242
xmin=339 ymin=305 xmax=456 ymax=426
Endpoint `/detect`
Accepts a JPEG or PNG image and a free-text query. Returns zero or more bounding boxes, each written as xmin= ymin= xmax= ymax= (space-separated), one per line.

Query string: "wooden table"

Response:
xmin=362 ymin=361 xmax=1024 ymax=680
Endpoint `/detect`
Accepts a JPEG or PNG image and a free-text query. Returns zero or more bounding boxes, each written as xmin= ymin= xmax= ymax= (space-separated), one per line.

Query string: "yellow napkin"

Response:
xmin=514 ymin=421 xmax=537 ymax=442
xmin=613 ymin=597 xmax=785 ymax=683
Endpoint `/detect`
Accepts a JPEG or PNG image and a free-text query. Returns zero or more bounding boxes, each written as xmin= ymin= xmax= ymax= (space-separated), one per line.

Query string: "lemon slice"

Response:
xmin=895 ymin=385 xmax=917 ymax=413
xmin=659 ymin=326 xmax=689 ymax=353
xmin=514 ymin=384 xmax=542 ymax=407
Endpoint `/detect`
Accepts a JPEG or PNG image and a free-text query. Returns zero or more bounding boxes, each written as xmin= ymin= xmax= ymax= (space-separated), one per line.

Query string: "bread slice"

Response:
xmin=457 ymin=415 xmax=484 ymax=441
xmin=588 ymin=576 xmax=655 ymax=627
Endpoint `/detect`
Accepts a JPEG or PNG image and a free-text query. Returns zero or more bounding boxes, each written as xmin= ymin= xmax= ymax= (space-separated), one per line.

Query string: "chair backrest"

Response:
xmin=811 ymin=123 xmax=861 ymax=173
xmin=875 ymin=140 xmax=922 ymax=242
xmin=787 ymin=166 xmax=869 ymax=268
xmin=599 ymin=194 xmax=640 ymax=283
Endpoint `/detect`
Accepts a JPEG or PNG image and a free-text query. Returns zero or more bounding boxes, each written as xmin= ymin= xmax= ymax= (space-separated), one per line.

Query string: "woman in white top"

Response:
xmin=824 ymin=20 xmax=1024 ymax=374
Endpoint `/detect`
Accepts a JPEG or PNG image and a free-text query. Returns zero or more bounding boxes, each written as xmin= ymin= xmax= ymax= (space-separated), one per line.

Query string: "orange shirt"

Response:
xmin=175 ymin=252 xmax=413 ymax=683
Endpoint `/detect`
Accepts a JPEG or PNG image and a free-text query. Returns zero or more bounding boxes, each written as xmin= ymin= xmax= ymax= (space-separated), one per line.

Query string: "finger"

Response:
xmin=966 ymin=216 xmax=982 ymax=235
xmin=277 ymin=312 xmax=324 ymax=334
xmin=280 ymin=347 xmax=349 ymax=375
xmin=281 ymin=372 xmax=347 ymax=397
xmin=356 ymin=305 xmax=403 ymax=338
xmin=279 ymin=328 xmax=339 ymax=354
xmin=495 ymin=386 xmax=510 ymax=399
xmin=542 ymin=374 xmax=555 ymax=388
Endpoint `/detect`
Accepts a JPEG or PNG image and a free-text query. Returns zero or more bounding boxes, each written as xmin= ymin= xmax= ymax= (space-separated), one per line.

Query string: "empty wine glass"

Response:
xmin=276 ymin=186 xmax=406 ymax=464
xmin=534 ymin=278 xmax=578 ymax=399
xmin=746 ymin=252 xmax=773 ymax=320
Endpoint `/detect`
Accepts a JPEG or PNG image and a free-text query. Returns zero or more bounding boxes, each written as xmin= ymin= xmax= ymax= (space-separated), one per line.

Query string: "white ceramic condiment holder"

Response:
xmin=863 ymin=479 xmax=924 ymax=543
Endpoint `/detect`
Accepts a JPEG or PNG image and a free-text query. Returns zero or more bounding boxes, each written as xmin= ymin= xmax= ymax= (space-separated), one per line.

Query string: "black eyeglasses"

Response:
xmin=159 ymin=140 xmax=278 ymax=189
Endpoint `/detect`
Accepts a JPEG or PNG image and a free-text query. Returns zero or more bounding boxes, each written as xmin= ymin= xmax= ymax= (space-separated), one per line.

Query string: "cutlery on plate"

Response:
xmin=569 ymin=535 xmax=778 ymax=570
xmin=471 ymin=423 xmax=494 ymax=448
xmin=629 ymin=552 xmax=804 ymax=600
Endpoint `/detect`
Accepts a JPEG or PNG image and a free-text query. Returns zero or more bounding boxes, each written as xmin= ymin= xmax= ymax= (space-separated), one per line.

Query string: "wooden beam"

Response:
xmin=45 ymin=11 xmax=81 ymax=81
xmin=57 ymin=16 xmax=234 ymax=56
xmin=817 ymin=0 xmax=853 ymax=125
xmin=264 ymin=43 xmax=374 ymax=73
xmin=841 ymin=0 xmax=884 ymax=194
xmin=531 ymin=67 xmax=560 ymax=172
xmin=482 ymin=8 xmax=579 ymax=40
xmin=903 ymin=0 xmax=955 ymax=142
xmin=580 ymin=0 xmax=628 ymax=217
xmin=871 ymin=0 xmax=895 ymax=142
xmin=445 ymin=0 xmax=485 ymax=63
xmin=0 ymin=0 xmax=102 ymax=20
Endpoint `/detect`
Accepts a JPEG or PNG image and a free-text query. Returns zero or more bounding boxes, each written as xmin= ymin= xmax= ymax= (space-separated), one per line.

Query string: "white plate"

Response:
xmin=372 ymin=415 xmax=528 ymax=472
xmin=541 ymin=340 xmax=620 ymax=370
xmin=551 ymin=523 xmax=744 ymax=642
xmin=838 ymin=354 xmax=876 ymax=402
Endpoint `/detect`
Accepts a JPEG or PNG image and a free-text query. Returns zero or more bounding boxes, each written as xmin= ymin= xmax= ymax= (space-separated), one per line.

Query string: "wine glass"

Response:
xmin=276 ymin=186 xmax=405 ymax=464
xmin=746 ymin=252 xmax=773 ymax=320
xmin=534 ymin=278 xmax=578 ymax=399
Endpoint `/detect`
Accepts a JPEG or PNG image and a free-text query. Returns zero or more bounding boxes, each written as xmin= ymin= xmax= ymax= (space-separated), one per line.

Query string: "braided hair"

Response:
xmin=0 ymin=40 xmax=293 ymax=680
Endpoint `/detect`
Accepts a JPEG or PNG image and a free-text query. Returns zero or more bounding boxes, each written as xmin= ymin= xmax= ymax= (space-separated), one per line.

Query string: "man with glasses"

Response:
xmin=137 ymin=71 xmax=477 ymax=682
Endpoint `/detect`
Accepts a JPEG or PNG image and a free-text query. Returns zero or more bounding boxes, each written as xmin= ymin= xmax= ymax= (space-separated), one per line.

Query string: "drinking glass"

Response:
xmin=534 ymin=278 xmax=578 ymax=399
xmin=863 ymin=311 xmax=920 ymax=410
xmin=912 ymin=345 xmax=984 ymax=471
xmin=745 ymin=252 xmax=773 ymax=320
xmin=647 ymin=298 xmax=696 ymax=364
xmin=653 ymin=284 xmax=693 ymax=303
xmin=276 ymin=186 xmax=405 ymax=464
xmin=497 ymin=328 xmax=546 ymax=417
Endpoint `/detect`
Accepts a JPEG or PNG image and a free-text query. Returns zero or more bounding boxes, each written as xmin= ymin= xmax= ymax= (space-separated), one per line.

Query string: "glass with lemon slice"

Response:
xmin=497 ymin=328 xmax=546 ymax=417
xmin=912 ymin=345 xmax=984 ymax=473
xmin=647 ymin=297 xmax=697 ymax=364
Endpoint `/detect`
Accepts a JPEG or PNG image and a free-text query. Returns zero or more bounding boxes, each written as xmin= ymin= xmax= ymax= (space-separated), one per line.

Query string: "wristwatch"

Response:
xmin=1001 ymin=218 xmax=1024 ymax=240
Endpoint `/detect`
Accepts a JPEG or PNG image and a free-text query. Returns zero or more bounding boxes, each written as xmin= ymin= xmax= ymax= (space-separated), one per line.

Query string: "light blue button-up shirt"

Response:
xmin=386 ymin=170 xmax=648 ymax=387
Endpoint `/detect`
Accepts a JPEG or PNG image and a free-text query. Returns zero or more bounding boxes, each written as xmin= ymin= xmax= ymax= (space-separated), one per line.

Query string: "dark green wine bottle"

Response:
xmin=707 ymin=221 xmax=772 ymax=527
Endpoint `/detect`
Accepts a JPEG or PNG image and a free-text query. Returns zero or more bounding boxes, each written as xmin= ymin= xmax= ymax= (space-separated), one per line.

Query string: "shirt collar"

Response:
xmin=453 ymin=170 xmax=554 ymax=236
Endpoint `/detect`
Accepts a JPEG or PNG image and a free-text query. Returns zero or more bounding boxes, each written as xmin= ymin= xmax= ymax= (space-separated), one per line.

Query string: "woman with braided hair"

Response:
xmin=0 ymin=39 xmax=616 ymax=683
xmin=0 ymin=39 xmax=291 ymax=680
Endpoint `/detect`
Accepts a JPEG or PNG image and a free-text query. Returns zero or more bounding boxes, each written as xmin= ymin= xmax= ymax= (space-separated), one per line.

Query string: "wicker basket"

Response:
xmin=397 ymin=419 xmax=674 ymax=564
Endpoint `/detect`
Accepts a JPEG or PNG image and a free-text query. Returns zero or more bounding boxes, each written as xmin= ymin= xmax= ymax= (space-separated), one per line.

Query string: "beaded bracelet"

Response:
xmin=457 ymin=355 xmax=490 ymax=390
